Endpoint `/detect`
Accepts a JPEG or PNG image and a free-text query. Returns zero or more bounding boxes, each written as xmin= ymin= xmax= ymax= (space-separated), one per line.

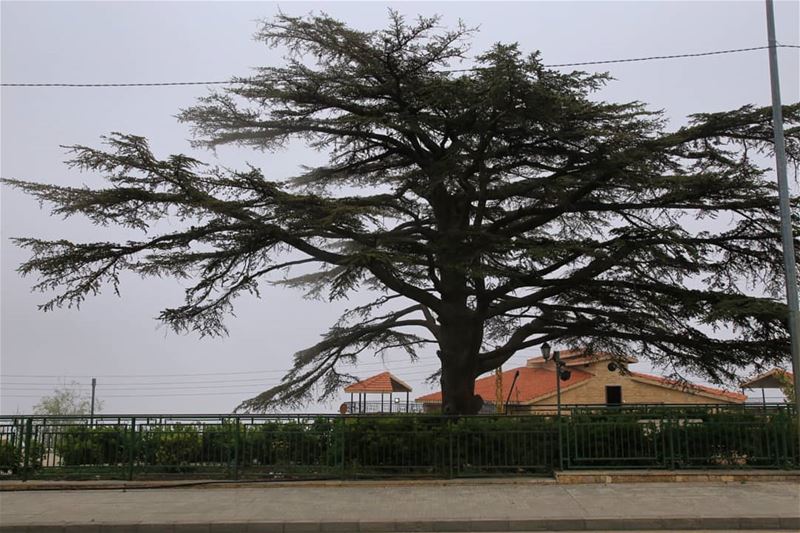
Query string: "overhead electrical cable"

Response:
xmin=1 ymin=390 xmax=281 ymax=398
xmin=0 ymin=359 xmax=439 ymax=379
xmin=2 ymin=44 xmax=797 ymax=88
xmin=0 ymin=365 xmax=443 ymax=388
xmin=1 ymin=353 xmax=535 ymax=383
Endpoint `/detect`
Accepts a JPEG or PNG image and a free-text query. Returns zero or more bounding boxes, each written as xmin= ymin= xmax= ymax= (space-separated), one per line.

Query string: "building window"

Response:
xmin=606 ymin=385 xmax=622 ymax=405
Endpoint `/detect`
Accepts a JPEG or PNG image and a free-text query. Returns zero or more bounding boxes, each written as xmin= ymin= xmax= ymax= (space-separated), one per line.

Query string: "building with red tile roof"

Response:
xmin=343 ymin=372 xmax=414 ymax=414
xmin=740 ymin=368 xmax=794 ymax=404
xmin=344 ymin=371 xmax=412 ymax=394
xmin=415 ymin=366 xmax=594 ymax=405
xmin=740 ymin=368 xmax=794 ymax=390
xmin=416 ymin=349 xmax=746 ymax=412
xmin=628 ymin=372 xmax=746 ymax=402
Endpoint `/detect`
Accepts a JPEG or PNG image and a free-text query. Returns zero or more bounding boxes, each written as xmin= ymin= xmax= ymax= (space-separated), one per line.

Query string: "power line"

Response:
xmin=0 ymin=383 xmax=281 ymax=392
xmin=544 ymin=44 xmax=798 ymax=68
xmin=1 ymin=390 xmax=271 ymax=398
xmin=0 ymin=353 xmax=537 ymax=383
xmin=2 ymin=44 xmax=797 ymax=88
xmin=0 ymin=81 xmax=232 ymax=88
xmin=0 ymin=365 xmax=443 ymax=389
xmin=0 ymin=358 xmax=439 ymax=379
xmin=0 ymin=366 xmax=443 ymax=390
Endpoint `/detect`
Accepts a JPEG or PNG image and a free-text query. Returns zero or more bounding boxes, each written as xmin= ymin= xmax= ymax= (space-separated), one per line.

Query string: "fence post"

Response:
xmin=780 ymin=414 xmax=790 ymax=469
xmin=340 ymin=419 xmax=347 ymax=480
xmin=13 ymin=418 xmax=22 ymax=465
xmin=22 ymin=418 xmax=33 ymax=481
xmin=668 ymin=418 xmax=676 ymax=469
xmin=127 ymin=417 xmax=136 ymax=481
xmin=448 ymin=419 xmax=454 ymax=479
xmin=233 ymin=418 xmax=241 ymax=480
xmin=557 ymin=418 xmax=564 ymax=471
xmin=559 ymin=418 xmax=566 ymax=471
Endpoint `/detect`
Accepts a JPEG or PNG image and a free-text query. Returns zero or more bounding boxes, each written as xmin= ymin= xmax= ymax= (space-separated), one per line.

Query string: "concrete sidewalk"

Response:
xmin=0 ymin=480 xmax=798 ymax=531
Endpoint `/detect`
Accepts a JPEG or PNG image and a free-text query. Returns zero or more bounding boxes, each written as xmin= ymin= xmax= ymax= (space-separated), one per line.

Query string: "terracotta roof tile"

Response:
xmin=741 ymin=368 xmax=794 ymax=389
xmin=527 ymin=350 xmax=637 ymax=367
xmin=344 ymin=372 xmax=412 ymax=393
xmin=415 ymin=365 xmax=593 ymax=403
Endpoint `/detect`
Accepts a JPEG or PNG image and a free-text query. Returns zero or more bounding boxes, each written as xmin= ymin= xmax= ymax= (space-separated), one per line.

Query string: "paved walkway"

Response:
xmin=1 ymin=480 xmax=798 ymax=531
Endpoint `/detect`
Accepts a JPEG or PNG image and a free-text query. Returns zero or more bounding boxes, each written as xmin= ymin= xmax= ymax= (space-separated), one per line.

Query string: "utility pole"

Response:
xmin=765 ymin=0 xmax=800 ymax=424
xmin=90 ymin=378 xmax=97 ymax=427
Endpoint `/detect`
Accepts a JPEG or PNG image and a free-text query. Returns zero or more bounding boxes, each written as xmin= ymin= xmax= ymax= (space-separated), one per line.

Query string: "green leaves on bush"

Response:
xmin=56 ymin=426 xmax=126 ymax=466
xmin=5 ymin=410 xmax=797 ymax=479
xmin=137 ymin=425 xmax=202 ymax=472
xmin=0 ymin=439 xmax=21 ymax=474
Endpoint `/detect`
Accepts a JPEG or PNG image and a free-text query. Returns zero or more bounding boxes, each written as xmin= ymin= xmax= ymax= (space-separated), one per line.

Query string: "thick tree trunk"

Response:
xmin=438 ymin=316 xmax=484 ymax=415
xmin=430 ymin=187 xmax=483 ymax=414
xmin=439 ymin=352 xmax=483 ymax=414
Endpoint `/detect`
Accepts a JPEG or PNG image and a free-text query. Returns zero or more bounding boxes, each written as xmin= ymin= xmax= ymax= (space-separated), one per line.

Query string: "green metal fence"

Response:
xmin=0 ymin=405 xmax=796 ymax=480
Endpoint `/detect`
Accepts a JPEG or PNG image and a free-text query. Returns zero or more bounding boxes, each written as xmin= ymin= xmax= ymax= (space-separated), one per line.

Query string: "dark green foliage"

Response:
xmin=0 ymin=437 xmax=43 ymax=475
xmin=336 ymin=416 xmax=558 ymax=475
xmin=0 ymin=440 xmax=21 ymax=474
xmin=3 ymin=412 xmax=799 ymax=479
xmin=137 ymin=425 xmax=203 ymax=472
xmin=671 ymin=411 xmax=799 ymax=468
xmin=340 ymin=416 xmax=453 ymax=475
xmin=56 ymin=425 xmax=126 ymax=466
xmin=4 ymin=12 xmax=799 ymax=413
xmin=238 ymin=418 xmax=339 ymax=475
xmin=565 ymin=408 xmax=799 ymax=468
xmin=566 ymin=419 xmax=662 ymax=468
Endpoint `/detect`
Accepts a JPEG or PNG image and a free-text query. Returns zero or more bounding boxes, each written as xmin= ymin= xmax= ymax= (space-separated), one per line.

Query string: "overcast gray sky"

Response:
xmin=2 ymin=1 xmax=798 ymax=415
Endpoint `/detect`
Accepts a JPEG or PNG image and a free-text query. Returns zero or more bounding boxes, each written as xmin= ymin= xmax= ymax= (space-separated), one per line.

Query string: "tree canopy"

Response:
xmin=33 ymin=382 xmax=102 ymax=416
xmin=5 ymin=12 xmax=800 ymax=413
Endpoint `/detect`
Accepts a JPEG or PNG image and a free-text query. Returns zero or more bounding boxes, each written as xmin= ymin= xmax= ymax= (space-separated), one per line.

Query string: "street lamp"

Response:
xmin=542 ymin=342 xmax=569 ymax=470
xmin=541 ymin=343 xmax=570 ymax=418
xmin=541 ymin=341 xmax=551 ymax=361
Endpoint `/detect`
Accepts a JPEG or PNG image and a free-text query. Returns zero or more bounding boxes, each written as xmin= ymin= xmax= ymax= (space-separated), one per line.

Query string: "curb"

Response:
xmin=0 ymin=477 xmax=556 ymax=492
xmin=3 ymin=470 xmax=800 ymax=491
xmin=1 ymin=516 xmax=799 ymax=532
xmin=554 ymin=470 xmax=800 ymax=484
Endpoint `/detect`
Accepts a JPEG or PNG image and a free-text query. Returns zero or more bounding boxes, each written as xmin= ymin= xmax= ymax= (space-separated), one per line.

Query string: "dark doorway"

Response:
xmin=606 ymin=385 xmax=622 ymax=405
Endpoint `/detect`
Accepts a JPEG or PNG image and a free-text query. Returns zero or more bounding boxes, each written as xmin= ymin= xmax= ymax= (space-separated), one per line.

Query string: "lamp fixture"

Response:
xmin=541 ymin=341 xmax=551 ymax=361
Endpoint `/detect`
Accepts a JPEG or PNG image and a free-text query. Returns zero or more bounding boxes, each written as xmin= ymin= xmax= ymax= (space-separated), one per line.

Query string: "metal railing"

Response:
xmin=0 ymin=405 xmax=796 ymax=481
xmin=343 ymin=401 xmax=425 ymax=414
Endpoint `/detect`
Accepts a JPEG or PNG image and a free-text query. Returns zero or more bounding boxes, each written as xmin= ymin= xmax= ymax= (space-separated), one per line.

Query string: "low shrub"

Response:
xmin=240 ymin=418 xmax=335 ymax=470
xmin=137 ymin=424 xmax=203 ymax=472
xmin=4 ymin=409 xmax=795 ymax=478
xmin=56 ymin=425 xmax=127 ymax=466
xmin=0 ymin=439 xmax=21 ymax=474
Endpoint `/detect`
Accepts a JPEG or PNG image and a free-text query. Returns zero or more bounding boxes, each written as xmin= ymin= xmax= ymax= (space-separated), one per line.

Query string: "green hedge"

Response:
xmin=56 ymin=426 xmax=127 ymax=466
xmin=1 ymin=437 xmax=43 ymax=475
xmin=0 ymin=439 xmax=21 ymax=474
xmin=565 ymin=411 xmax=798 ymax=468
xmin=137 ymin=425 xmax=203 ymax=472
xmin=6 ymin=411 xmax=797 ymax=479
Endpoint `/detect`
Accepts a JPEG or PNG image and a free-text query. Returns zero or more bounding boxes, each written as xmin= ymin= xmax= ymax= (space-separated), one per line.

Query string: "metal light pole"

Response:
xmin=504 ymin=370 xmax=521 ymax=414
xmin=90 ymin=378 xmax=96 ymax=427
xmin=765 ymin=0 xmax=800 ymax=425
xmin=542 ymin=342 xmax=566 ymax=470
xmin=554 ymin=351 xmax=562 ymax=420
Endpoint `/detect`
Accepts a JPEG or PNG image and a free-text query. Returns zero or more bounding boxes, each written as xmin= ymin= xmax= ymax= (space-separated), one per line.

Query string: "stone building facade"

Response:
xmin=416 ymin=350 xmax=745 ymax=412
